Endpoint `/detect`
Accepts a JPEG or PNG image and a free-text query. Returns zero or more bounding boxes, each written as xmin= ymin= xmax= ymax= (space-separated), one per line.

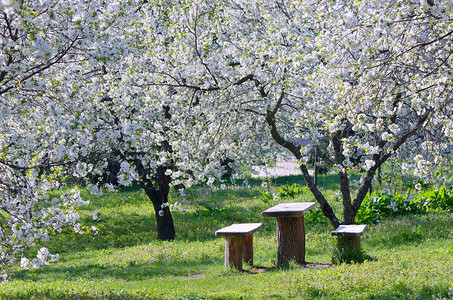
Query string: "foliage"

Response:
xmin=424 ymin=186 xmax=453 ymax=212
xmin=356 ymin=190 xmax=427 ymax=224
xmin=277 ymin=183 xmax=307 ymax=199
xmin=304 ymin=208 xmax=328 ymax=226
xmin=258 ymin=189 xmax=275 ymax=204
xmin=259 ymin=183 xmax=306 ymax=203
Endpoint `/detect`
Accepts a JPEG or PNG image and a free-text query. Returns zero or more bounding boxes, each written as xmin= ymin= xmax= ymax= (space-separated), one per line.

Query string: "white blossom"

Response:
xmin=92 ymin=211 xmax=100 ymax=221
xmin=364 ymin=160 xmax=376 ymax=171
xmin=20 ymin=257 xmax=30 ymax=269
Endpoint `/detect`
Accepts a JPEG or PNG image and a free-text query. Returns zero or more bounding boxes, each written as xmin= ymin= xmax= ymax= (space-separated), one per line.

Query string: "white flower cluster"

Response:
xmin=20 ymin=248 xmax=59 ymax=270
xmin=414 ymin=155 xmax=431 ymax=178
xmin=117 ymin=162 xmax=139 ymax=187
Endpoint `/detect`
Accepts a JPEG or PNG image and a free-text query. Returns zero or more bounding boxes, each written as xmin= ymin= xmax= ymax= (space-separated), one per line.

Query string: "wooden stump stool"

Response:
xmin=331 ymin=224 xmax=367 ymax=263
xmin=215 ymin=223 xmax=262 ymax=270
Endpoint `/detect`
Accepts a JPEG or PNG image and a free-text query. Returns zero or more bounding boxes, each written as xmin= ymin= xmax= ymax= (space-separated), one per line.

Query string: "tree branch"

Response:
xmin=0 ymin=36 xmax=80 ymax=96
xmin=352 ymin=111 xmax=431 ymax=212
xmin=264 ymin=92 xmax=340 ymax=228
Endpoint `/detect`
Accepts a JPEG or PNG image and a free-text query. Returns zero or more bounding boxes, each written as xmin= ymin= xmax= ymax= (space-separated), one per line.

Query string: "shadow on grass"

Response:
xmin=260 ymin=261 xmax=332 ymax=273
xmin=12 ymin=255 xmax=221 ymax=282
xmin=41 ymin=200 xmax=278 ymax=254
xmin=184 ymin=186 xmax=264 ymax=208
xmin=175 ymin=202 xmax=278 ymax=240
xmin=41 ymin=213 xmax=161 ymax=254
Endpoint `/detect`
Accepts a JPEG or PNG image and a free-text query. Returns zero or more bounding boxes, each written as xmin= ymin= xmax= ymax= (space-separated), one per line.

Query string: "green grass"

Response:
xmin=2 ymin=175 xmax=453 ymax=299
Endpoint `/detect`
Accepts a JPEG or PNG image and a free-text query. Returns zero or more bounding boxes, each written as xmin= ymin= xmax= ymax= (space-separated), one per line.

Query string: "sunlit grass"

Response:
xmin=3 ymin=175 xmax=453 ymax=299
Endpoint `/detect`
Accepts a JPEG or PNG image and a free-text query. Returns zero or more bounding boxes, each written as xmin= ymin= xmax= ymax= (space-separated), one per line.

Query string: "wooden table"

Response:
xmin=262 ymin=202 xmax=317 ymax=265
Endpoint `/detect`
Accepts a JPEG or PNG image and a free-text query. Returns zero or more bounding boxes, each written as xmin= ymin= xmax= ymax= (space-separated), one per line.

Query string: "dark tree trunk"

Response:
xmin=135 ymin=160 xmax=176 ymax=240
xmin=141 ymin=179 xmax=176 ymax=240
xmin=132 ymin=104 xmax=176 ymax=240
xmin=152 ymin=200 xmax=175 ymax=241
xmin=313 ymin=146 xmax=318 ymax=187
xmin=332 ymin=133 xmax=356 ymax=225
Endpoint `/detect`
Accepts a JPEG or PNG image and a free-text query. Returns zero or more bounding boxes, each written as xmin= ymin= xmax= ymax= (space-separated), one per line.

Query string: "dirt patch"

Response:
xmin=302 ymin=262 xmax=332 ymax=269
xmin=182 ymin=274 xmax=206 ymax=280
xmin=244 ymin=268 xmax=267 ymax=274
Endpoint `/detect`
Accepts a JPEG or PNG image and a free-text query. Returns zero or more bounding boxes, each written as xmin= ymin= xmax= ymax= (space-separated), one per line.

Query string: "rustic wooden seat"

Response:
xmin=331 ymin=225 xmax=367 ymax=237
xmin=215 ymin=223 xmax=262 ymax=270
xmin=331 ymin=225 xmax=367 ymax=262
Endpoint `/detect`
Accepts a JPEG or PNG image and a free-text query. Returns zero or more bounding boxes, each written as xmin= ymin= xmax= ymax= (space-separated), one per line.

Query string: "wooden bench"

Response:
xmin=215 ymin=223 xmax=262 ymax=270
xmin=331 ymin=225 xmax=367 ymax=237
xmin=331 ymin=225 xmax=367 ymax=260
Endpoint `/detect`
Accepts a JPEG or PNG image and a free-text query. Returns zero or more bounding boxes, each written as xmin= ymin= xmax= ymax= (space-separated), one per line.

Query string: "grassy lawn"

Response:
xmin=2 ymin=176 xmax=452 ymax=299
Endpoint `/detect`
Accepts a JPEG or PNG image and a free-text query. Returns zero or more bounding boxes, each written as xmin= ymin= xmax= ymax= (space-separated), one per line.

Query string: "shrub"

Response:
xmin=277 ymin=183 xmax=306 ymax=199
xmin=258 ymin=183 xmax=306 ymax=204
xmin=258 ymin=189 xmax=276 ymax=204
xmin=423 ymin=186 xmax=453 ymax=212
xmin=304 ymin=208 xmax=328 ymax=225
xmin=356 ymin=190 xmax=427 ymax=224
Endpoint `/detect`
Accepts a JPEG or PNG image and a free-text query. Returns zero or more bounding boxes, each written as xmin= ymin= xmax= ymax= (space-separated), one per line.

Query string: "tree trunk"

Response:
xmin=135 ymin=160 xmax=176 ymax=241
xmin=152 ymin=201 xmax=176 ymax=241
xmin=143 ymin=185 xmax=175 ymax=240
xmin=378 ymin=165 xmax=382 ymax=185
xmin=265 ymin=105 xmax=341 ymax=229
xmin=314 ymin=146 xmax=318 ymax=187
